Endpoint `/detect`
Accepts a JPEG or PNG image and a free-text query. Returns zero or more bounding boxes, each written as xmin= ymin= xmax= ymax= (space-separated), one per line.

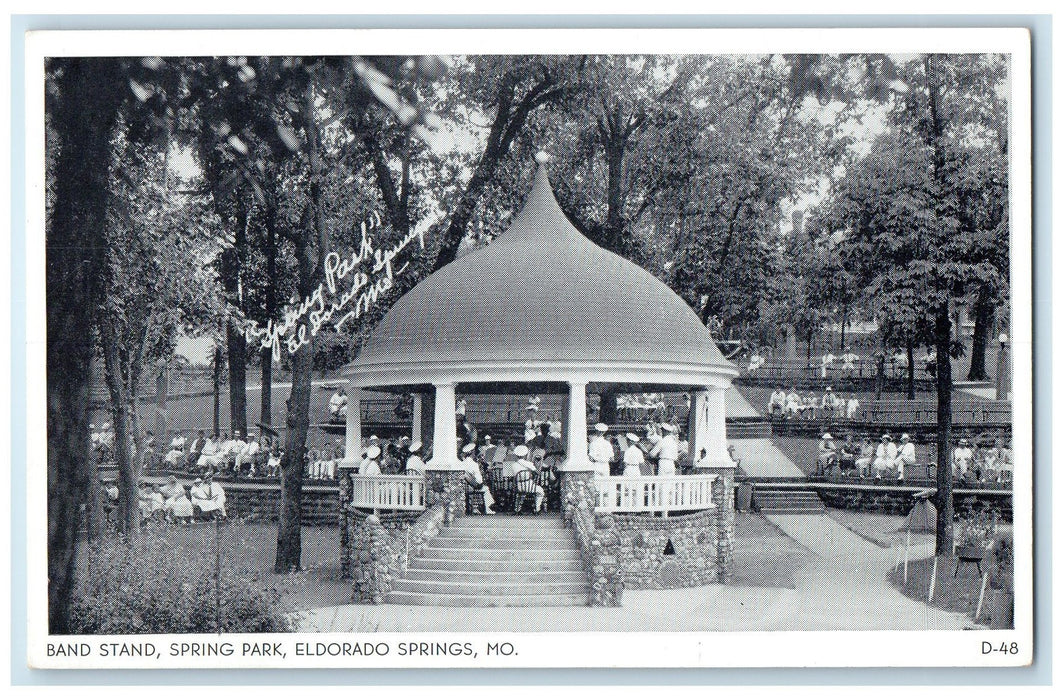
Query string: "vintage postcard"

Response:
xmin=24 ymin=26 xmax=1034 ymax=669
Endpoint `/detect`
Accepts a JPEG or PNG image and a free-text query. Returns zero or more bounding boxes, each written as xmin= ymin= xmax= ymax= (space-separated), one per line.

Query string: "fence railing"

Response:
xmin=349 ymin=474 xmax=426 ymax=511
xmin=594 ymin=475 xmax=718 ymax=516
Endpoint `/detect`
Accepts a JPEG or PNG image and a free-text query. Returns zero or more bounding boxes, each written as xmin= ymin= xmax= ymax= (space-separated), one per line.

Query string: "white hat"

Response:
xmin=662 ymin=423 xmax=677 ymax=433
xmin=366 ymin=445 xmax=381 ymax=458
xmin=369 ymin=435 xmax=379 ymax=442
xmin=526 ymin=404 xmax=538 ymax=411
xmin=193 ymin=478 xmax=202 ymax=484
xmin=822 ymin=433 xmax=833 ymax=440
xmin=594 ymin=423 xmax=609 ymax=432
xmin=483 ymin=434 xmax=491 ymax=441
xmin=512 ymin=445 xmax=529 ymax=457
xmin=826 ymin=387 xmax=833 ymax=392
xmin=901 ymin=433 xmax=910 ymax=441
xmin=626 ymin=432 xmax=641 ymax=443
xmin=408 ymin=441 xmax=422 ymax=453
xmin=881 ymin=434 xmax=892 ymax=441
xmin=462 ymin=443 xmax=476 ymax=455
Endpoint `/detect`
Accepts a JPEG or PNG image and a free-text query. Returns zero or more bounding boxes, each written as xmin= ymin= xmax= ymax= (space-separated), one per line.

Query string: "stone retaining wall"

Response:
xmin=816 ymin=487 xmax=1013 ymax=520
xmin=218 ymin=482 xmax=339 ymax=526
xmin=611 ymin=510 xmax=720 ymax=588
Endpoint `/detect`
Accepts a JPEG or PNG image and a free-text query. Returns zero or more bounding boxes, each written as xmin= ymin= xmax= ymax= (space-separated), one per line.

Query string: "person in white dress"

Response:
xmin=361 ymin=445 xmax=382 ymax=475
xmin=821 ymin=351 xmax=836 ymax=378
xmin=588 ymin=423 xmax=614 ymax=477
xmin=164 ymin=434 xmax=187 ymax=467
xmin=196 ymin=434 xmax=220 ymax=468
xmin=651 ymin=423 xmax=680 ymax=476
xmin=846 ymin=395 xmax=861 ymax=419
xmin=873 ymin=434 xmax=898 ymax=478
xmin=460 ymin=443 xmax=496 ymax=514
xmin=523 ymin=406 xmax=542 ymax=444
xmin=622 ymin=433 xmax=645 ymax=477
xmin=894 ymin=433 xmax=916 ymax=480
xmin=192 ymin=472 xmax=226 ymax=519
xmin=784 ymin=388 xmax=802 ymax=418
xmin=952 ymin=438 xmax=974 ymax=479
xmin=160 ymin=475 xmax=192 ymax=521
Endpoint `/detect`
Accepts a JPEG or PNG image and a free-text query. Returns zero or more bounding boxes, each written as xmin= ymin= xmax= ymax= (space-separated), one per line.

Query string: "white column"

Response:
xmin=688 ymin=389 xmax=709 ymax=465
xmin=428 ymin=382 xmax=459 ymax=468
xmin=698 ymin=385 xmax=733 ymax=469
xmin=411 ymin=393 xmax=423 ymax=444
xmin=341 ymin=387 xmax=362 ymax=470
xmin=561 ymin=380 xmax=592 ymax=471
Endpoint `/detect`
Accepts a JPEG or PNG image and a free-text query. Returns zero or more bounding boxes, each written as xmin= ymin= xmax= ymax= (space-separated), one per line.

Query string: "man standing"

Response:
xmin=651 ymin=423 xmax=680 ymax=476
xmin=588 ymin=423 xmax=614 ymax=477
xmin=524 ymin=405 xmax=542 ymax=444
xmin=460 ymin=443 xmax=496 ymax=514
xmin=952 ymin=438 xmax=974 ymax=480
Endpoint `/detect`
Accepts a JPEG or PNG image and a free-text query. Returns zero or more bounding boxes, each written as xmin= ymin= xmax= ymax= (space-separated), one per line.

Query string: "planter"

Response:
xmin=736 ymin=483 xmax=753 ymax=512
xmin=956 ymin=545 xmax=988 ymax=561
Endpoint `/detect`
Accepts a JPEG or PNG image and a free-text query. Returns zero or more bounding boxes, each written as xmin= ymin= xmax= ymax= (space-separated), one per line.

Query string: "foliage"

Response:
xmin=70 ymin=525 xmax=296 ymax=634
xmin=989 ymin=532 xmax=1013 ymax=593
xmin=955 ymin=506 xmax=999 ymax=551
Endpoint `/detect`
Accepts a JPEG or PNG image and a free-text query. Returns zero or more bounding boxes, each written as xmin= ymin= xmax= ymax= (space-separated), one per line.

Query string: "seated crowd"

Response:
xmin=768 ymin=386 xmax=860 ymax=420
xmin=813 ymin=432 xmax=1013 ymax=483
xmin=99 ymin=470 xmax=228 ymax=526
xmin=351 ymin=401 xmax=713 ymax=515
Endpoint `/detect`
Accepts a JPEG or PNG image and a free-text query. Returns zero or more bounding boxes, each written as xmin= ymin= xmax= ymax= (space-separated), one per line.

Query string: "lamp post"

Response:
xmin=995 ymin=333 xmax=1010 ymax=401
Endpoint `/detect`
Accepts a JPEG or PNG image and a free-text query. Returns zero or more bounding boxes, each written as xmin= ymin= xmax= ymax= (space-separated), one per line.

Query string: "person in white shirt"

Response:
xmin=651 ymin=423 xmax=680 ymax=476
xmin=405 ymin=442 xmax=426 ymax=475
xmin=192 ymin=472 xmax=226 ymax=519
xmin=784 ymin=389 xmax=802 ymax=418
xmin=360 ymin=444 xmax=382 ymax=475
xmin=160 ymin=475 xmax=192 ymax=521
xmin=820 ymin=387 xmax=840 ymax=418
xmin=821 ymin=352 xmax=835 ymax=378
xmin=523 ymin=406 xmax=541 ymax=444
xmin=460 ymin=443 xmax=495 ymax=514
xmin=841 ymin=347 xmax=859 ymax=374
xmin=846 ymin=395 xmax=861 ymax=419
xmin=894 ymin=433 xmax=916 ymax=480
xmin=622 ymin=433 xmax=645 ymax=477
xmin=818 ymin=433 xmax=837 ymax=474
xmin=511 ymin=445 xmax=543 ymax=513
xmin=329 ymin=390 xmax=345 ymax=421
xmin=588 ymin=423 xmax=614 ymax=477
xmin=456 ymin=398 xmax=467 ymax=418
xmin=235 ymin=433 xmax=260 ymax=472
xmin=748 ymin=350 xmax=765 ymax=373
xmin=226 ymin=431 xmax=246 ymax=471
xmin=196 ymin=434 xmax=221 ymax=468
xmin=873 ymin=434 xmax=898 ymax=478
xmin=768 ymin=389 xmax=787 ymax=417
xmin=952 ymin=438 xmax=974 ymax=479
xmin=164 ymin=434 xmax=187 ymax=467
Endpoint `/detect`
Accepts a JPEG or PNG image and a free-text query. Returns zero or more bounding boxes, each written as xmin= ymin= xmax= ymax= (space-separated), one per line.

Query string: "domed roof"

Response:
xmin=353 ymin=163 xmax=735 ymax=382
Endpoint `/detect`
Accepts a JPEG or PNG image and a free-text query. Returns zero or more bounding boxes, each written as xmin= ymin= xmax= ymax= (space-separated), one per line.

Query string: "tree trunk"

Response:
xmin=212 ymin=344 xmax=222 ymax=436
xmin=604 ymin=137 xmax=626 ymax=255
xmin=906 ymin=342 xmax=916 ymax=400
xmin=46 ymin=57 xmax=125 ymax=634
xmin=226 ymin=323 xmax=248 ymax=437
xmin=224 ymin=200 xmax=249 ymax=438
xmin=99 ymin=319 xmax=139 ymax=534
xmin=933 ymin=305 xmax=955 ymax=556
xmin=967 ymin=288 xmax=994 ymax=381
xmin=840 ymin=307 xmax=847 ymax=352
xmin=260 ymin=198 xmax=279 ymax=427
xmin=154 ymin=366 xmax=168 ymax=452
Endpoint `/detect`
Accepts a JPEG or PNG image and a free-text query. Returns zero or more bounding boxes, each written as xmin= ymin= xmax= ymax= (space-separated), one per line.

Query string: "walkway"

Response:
xmin=298 ymin=529 xmax=967 ymax=632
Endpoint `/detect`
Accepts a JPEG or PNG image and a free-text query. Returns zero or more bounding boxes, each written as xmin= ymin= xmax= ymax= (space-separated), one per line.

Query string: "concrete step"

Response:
xmin=450 ymin=516 xmax=566 ymax=530
xmin=441 ymin=526 xmax=571 ymax=540
xmin=413 ymin=558 xmax=587 ymax=573
xmin=384 ymin=591 xmax=590 ymax=607
xmin=419 ymin=547 xmax=583 ymax=562
xmin=428 ymin=535 xmax=578 ymax=550
xmin=403 ymin=568 xmax=589 ymax=584
xmin=391 ymin=580 xmax=590 ymax=596
xmin=759 ymin=506 xmax=825 ymax=515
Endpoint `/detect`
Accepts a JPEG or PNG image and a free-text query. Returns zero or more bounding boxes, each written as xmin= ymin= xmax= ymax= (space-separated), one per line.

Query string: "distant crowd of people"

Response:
xmin=746 ymin=346 xmax=938 ymax=379
xmin=814 ymin=432 xmax=1013 ymax=483
xmin=767 ymin=387 xmax=861 ymax=420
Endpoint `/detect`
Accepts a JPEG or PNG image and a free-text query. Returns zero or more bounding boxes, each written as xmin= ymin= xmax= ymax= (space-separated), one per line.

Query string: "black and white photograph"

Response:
xmin=25 ymin=26 xmax=1033 ymax=669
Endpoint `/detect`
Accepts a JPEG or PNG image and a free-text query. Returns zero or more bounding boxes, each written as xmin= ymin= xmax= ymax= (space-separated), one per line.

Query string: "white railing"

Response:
xmin=349 ymin=474 xmax=426 ymax=511
xmin=594 ymin=475 xmax=718 ymax=515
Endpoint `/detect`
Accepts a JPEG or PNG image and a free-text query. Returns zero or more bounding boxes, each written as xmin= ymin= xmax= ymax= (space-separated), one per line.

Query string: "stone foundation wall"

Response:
xmin=219 ymin=482 xmax=339 ymax=525
xmin=611 ymin=511 xmax=720 ymax=588
xmin=816 ymin=487 xmax=1012 ymax=520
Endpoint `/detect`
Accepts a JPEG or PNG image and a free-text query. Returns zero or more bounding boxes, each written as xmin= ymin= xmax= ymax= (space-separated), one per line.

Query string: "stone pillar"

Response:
xmin=693 ymin=386 xmax=733 ymax=470
xmin=709 ymin=466 xmax=736 ymax=583
xmin=341 ymin=387 xmax=362 ymax=470
xmin=424 ymin=469 xmax=467 ymax=525
xmin=411 ymin=393 xmax=423 ymax=444
xmin=560 ymin=469 xmax=596 ymax=524
xmin=428 ymin=382 xmax=458 ymax=469
xmin=561 ymin=380 xmax=592 ymax=472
